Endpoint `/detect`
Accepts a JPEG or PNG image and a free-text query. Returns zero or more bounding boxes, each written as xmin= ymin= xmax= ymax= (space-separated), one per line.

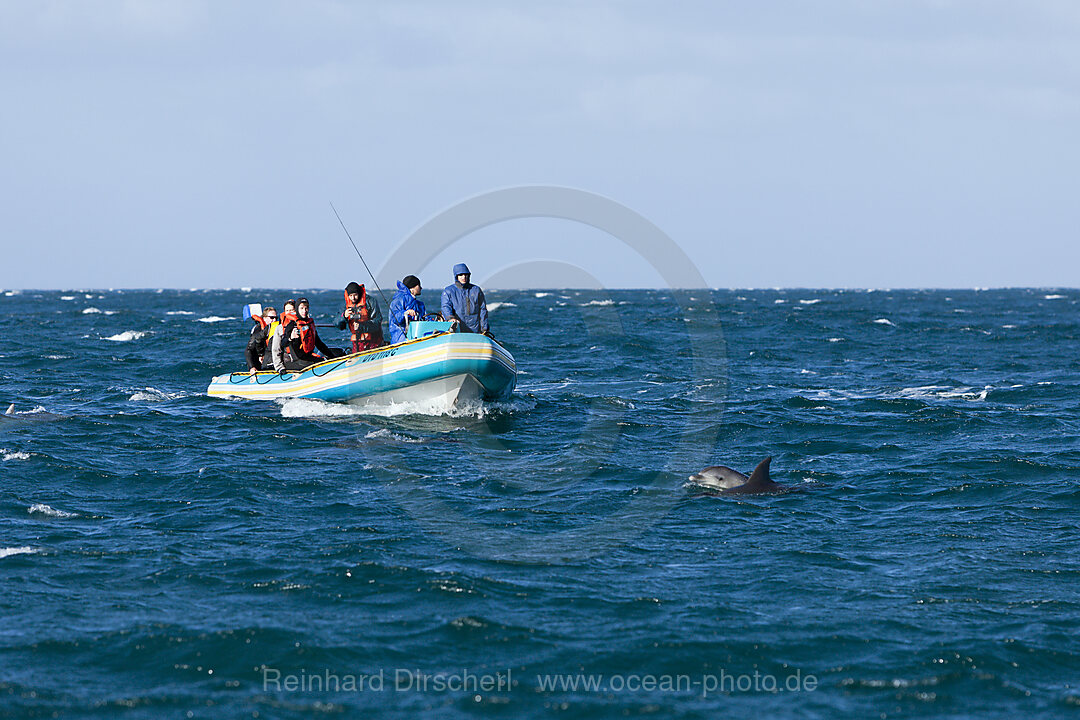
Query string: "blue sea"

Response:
xmin=2 ymin=288 xmax=1078 ymax=719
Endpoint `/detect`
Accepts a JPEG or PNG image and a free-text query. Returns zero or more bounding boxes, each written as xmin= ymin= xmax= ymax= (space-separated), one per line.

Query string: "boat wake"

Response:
xmin=277 ymin=395 xmax=534 ymax=419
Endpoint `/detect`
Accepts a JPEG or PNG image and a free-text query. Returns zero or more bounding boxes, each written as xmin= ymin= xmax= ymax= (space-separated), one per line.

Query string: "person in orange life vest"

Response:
xmin=271 ymin=300 xmax=305 ymax=372
xmin=335 ymin=281 xmax=384 ymax=353
xmin=246 ymin=306 xmax=278 ymax=374
xmin=283 ymin=297 xmax=338 ymax=369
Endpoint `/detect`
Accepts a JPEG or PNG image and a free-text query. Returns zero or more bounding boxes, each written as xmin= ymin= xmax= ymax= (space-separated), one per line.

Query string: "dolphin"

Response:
xmin=689 ymin=457 xmax=786 ymax=495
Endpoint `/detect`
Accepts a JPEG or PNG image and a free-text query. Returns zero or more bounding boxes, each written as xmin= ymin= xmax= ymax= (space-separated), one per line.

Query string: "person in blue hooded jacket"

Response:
xmin=441 ymin=263 xmax=489 ymax=335
xmin=389 ymin=275 xmax=426 ymax=344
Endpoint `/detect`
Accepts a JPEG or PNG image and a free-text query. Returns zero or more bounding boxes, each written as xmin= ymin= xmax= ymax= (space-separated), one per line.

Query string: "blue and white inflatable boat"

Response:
xmin=206 ymin=321 xmax=516 ymax=408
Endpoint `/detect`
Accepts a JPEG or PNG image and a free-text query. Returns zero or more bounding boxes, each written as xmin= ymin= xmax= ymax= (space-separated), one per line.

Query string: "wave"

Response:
xmin=128 ymin=387 xmax=189 ymax=402
xmin=0 ymin=547 xmax=38 ymax=559
xmin=165 ymin=311 xmax=195 ymax=316
xmin=28 ymin=503 xmax=77 ymax=519
xmin=534 ymin=292 xmax=551 ymax=298
xmin=1045 ymin=294 xmax=1066 ymax=300
xmin=896 ymin=385 xmax=990 ymax=401
xmin=803 ymin=384 xmax=991 ymax=403
xmin=197 ymin=316 xmax=236 ymax=323
xmin=486 ymin=302 xmax=517 ymax=312
xmin=2 ymin=449 xmax=31 ymax=461
xmin=104 ymin=331 xmax=147 ymax=342
xmin=873 ymin=318 xmax=896 ymax=326
xmin=60 ymin=296 xmax=76 ymax=301
xmin=365 ymin=429 xmax=425 ymax=443
xmin=799 ymin=299 xmax=821 ymax=305
xmin=82 ymin=307 xmax=115 ymax=315
xmin=581 ymin=300 xmax=615 ymax=307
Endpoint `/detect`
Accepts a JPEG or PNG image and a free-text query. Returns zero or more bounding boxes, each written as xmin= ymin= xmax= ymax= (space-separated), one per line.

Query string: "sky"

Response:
xmin=1 ymin=0 xmax=1078 ymax=289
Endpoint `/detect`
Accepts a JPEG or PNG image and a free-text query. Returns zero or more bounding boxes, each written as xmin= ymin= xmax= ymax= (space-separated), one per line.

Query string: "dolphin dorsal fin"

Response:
xmin=4 ymin=404 xmax=13 ymax=416
xmin=745 ymin=456 xmax=773 ymax=488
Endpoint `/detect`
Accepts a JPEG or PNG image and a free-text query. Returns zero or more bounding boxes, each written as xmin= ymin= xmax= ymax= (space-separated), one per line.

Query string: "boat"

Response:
xmin=206 ymin=321 xmax=516 ymax=408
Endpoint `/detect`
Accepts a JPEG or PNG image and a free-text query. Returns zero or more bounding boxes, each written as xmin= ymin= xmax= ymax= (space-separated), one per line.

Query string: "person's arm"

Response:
xmin=312 ymin=327 xmax=333 ymax=358
xmin=441 ymin=288 xmax=458 ymax=323
xmin=271 ymin=329 xmax=286 ymax=372
xmin=477 ymin=288 xmax=489 ymax=333
xmin=246 ymin=327 xmax=263 ymax=370
xmin=287 ymin=325 xmax=315 ymax=361
xmin=335 ymin=310 xmax=348 ymax=331
xmin=369 ymin=297 xmax=382 ymax=324
xmin=389 ymin=295 xmax=406 ymax=334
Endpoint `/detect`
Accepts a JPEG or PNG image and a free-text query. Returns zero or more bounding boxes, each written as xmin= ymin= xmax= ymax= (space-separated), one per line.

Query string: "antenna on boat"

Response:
xmin=329 ymin=201 xmax=390 ymax=306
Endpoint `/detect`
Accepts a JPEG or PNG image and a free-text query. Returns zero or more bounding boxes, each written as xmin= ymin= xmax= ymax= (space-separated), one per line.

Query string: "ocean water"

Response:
xmin=1 ymin=288 xmax=1078 ymax=718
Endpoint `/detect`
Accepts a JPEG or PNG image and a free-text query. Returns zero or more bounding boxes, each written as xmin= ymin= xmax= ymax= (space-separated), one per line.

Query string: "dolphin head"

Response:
xmin=689 ymin=465 xmax=749 ymax=490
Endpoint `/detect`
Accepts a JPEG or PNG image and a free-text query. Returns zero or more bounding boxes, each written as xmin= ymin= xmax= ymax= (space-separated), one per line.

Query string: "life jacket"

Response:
xmin=252 ymin=315 xmax=269 ymax=331
xmin=344 ymin=287 xmax=382 ymax=347
xmin=294 ymin=315 xmax=317 ymax=355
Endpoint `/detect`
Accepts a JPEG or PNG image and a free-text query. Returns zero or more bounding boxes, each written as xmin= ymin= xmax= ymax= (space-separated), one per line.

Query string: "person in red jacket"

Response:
xmin=336 ymin=281 xmax=384 ymax=353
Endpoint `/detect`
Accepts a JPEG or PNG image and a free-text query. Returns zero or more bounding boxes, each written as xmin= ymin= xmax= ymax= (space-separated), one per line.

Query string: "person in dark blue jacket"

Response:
xmin=389 ymin=275 xmax=426 ymax=344
xmin=441 ymin=263 xmax=489 ymax=335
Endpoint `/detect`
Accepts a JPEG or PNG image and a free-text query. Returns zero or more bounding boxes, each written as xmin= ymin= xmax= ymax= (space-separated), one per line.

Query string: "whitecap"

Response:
xmin=827 ymin=338 xmax=844 ymax=343
xmin=128 ymin=387 xmax=187 ymax=402
xmin=165 ymin=311 xmax=195 ymax=316
xmin=60 ymin=296 xmax=76 ymax=301
xmin=487 ymin=302 xmax=517 ymax=312
xmin=82 ymin=307 xmax=102 ymax=314
xmin=241 ymin=287 xmax=252 ymax=293
xmin=1002 ymin=324 xmax=1017 ymax=329
xmin=799 ymin=299 xmax=821 ymax=305
xmin=28 ymin=503 xmax=77 ymax=519
xmin=534 ymin=292 xmax=551 ymax=298
xmin=0 ymin=547 xmax=38 ymax=559
xmin=873 ymin=318 xmax=896 ymax=326
xmin=581 ymin=299 xmax=615 ymax=307
xmin=104 ymin=331 xmax=147 ymax=342
xmin=2 ymin=449 xmax=31 ymax=461
xmin=364 ymin=429 xmax=424 ymax=444
xmin=1045 ymin=294 xmax=1066 ymax=300
xmin=45 ymin=354 xmax=69 ymax=360
xmin=197 ymin=316 xmax=236 ymax=323
xmin=774 ymin=299 xmax=786 ymax=304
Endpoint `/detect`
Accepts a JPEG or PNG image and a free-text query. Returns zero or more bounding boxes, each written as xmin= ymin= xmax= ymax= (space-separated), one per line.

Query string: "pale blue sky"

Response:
xmin=2 ymin=1 xmax=1078 ymax=289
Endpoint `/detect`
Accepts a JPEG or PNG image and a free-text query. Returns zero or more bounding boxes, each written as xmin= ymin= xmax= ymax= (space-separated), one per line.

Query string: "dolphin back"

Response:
xmin=720 ymin=457 xmax=779 ymax=495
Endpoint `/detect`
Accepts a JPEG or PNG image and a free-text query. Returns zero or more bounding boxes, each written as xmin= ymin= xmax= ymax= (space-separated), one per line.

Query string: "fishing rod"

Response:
xmin=329 ymin=201 xmax=390 ymax=307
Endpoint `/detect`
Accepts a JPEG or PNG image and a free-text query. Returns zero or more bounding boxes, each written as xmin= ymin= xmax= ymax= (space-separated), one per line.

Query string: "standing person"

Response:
xmin=441 ymin=263 xmax=489 ymax=335
xmin=336 ymin=281 xmax=384 ymax=353
xmin=246 ymin=306 xmax=278 ymax=374
xmin=388 ymin=275 xmax=426 ymax=344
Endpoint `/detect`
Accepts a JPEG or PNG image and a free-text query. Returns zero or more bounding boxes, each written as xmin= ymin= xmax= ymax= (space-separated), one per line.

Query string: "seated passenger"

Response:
xmin=283 ymin=297 xmax=339 ymax=370
xmin=271 ymin=300 xmax=306 ymax=372
xmin=336 ymin=281 xmax=384 ymax=353
xmin=246 ymin=306 xmax=278 ymax=374
xmin=389 ymin=275 xmax=426 ymax=344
